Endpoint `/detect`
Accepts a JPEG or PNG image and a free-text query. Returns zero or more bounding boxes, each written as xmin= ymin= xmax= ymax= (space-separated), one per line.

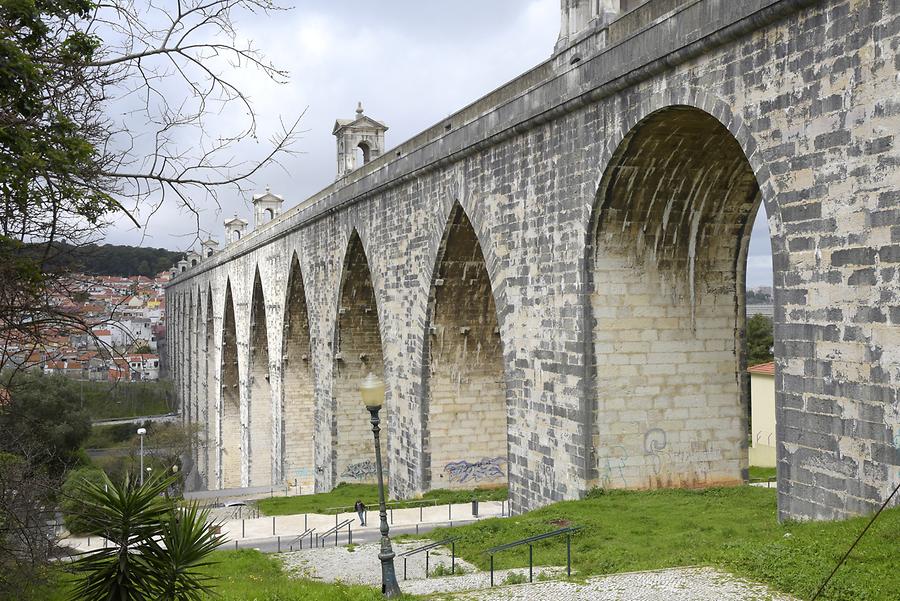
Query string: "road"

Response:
xmin=91 ymin=413 xmax=179 ymax=426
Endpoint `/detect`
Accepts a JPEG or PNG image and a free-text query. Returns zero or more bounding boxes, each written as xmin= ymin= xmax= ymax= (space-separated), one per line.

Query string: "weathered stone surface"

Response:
xmin=167 ymin=0 xmax=900 ymax=521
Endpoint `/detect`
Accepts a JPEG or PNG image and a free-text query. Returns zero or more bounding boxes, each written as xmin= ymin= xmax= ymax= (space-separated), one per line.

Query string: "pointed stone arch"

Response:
xmin=421 ymin=203 xmax=509 ymax=491
xmin=249 ymin=268 xmax=273 ymax=486
xmin=193 ymin=286 xmax=203 ymax=486
xmin=332 ymin=229 xmax=387 ymax=485
xmin=204 ymin=284 xmax=215 ymax=489
xmin=282 ymin=253 xmax=316 ymax=491
xmin=588 ymin=104 xmax=767 ymax=490
xmin=220 ymin=280 xmax=241 ymax=488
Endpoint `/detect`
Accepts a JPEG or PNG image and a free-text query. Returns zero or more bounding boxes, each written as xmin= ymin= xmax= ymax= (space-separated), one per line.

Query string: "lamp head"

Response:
xmin=359 ymin=372 xmax=385 ymax=409
xmin=137 ymin=427 xmax=147 ymax=435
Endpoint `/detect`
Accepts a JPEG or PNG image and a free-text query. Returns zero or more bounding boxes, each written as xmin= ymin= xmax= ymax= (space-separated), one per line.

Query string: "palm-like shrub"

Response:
xmin=69 ymin=472 xmax=225 ymax=601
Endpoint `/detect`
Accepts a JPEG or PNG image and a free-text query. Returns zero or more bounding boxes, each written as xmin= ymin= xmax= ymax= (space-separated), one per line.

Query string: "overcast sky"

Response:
xmin=102 ymin=0 xmax=772 ymax=288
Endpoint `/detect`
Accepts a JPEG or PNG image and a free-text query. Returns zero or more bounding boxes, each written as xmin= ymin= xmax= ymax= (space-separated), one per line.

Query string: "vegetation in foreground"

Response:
xmin=45 ymin=549 xmax=412 ymax=601
xmin=256 ymin=482 xmax=508 ymax=516
xmin=66 ymin=472 xmax=223 ymax=601
xmin=748 ymin=465 xmax=777 ymax=481
xmin=425 ymin=486 xmax=899 ymax=601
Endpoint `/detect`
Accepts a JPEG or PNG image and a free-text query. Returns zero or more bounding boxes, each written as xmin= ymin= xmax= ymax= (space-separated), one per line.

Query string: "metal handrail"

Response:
xmin=399 ymin=537 xmax=459 ymax=580
xmin=485 ymin=526 xmax=581 ymax=586
xmin=287 ymin=527 xmax=315 ymax=550
xmin=317 ymin=518 xmax=354 ymax=547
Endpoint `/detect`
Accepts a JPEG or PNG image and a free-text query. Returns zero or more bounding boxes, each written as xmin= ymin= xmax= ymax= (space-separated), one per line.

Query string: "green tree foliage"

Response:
xmin=0 ymin=373 xmax=91 ymax=477
xmin=59 ymin=465 xmax=107 ymax=535
xmin=29 ymin=242 xmax=184 ymax=277
xmin=746 ymin=314 xmax=774 ymax=366
xmin=70 ymin=472 xmax=224 ymax=601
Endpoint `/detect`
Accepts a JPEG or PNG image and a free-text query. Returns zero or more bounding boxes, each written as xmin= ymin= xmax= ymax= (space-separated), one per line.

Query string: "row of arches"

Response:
xmin=193 ymin=204 xmax=509 ymax=492
xmin=173 ymin=104 xmax=778 ymax=500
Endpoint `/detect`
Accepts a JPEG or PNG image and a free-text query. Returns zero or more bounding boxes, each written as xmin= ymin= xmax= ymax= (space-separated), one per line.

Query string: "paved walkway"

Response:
xmin=62 ymin=500 xmax=505 ymax=552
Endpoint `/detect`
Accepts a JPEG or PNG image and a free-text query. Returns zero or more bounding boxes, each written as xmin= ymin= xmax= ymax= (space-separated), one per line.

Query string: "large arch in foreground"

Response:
xmin=220 ymin=280 xmax=242 ymax=488
xmin=248 ymin=269 xmax=273 ymax=486
xmin=282 ymin=254 xmax=316 ymax=490
xmin=332 ymin=230 xmax=387 ymax=485
xmin=589 ymin=105 xmax=767 ymax=490
xmin=422 ymin=203 xmax=508 ymax=491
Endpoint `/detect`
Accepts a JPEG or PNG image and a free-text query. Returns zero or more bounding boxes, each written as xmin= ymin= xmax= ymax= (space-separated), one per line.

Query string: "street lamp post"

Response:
xmin=359 ymin=372 xmax=402 ymax=598
xmin=137 ymin=427 xmax=147 ymax=485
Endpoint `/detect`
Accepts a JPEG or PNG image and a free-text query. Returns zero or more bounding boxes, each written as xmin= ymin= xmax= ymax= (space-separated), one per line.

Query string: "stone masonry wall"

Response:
xmin=425 ymin=206 xmax=508 ymax=491
xmin=249 ymin=274 xmax=273 ymax=486
xmin=282 ymin=257 xmax=316 ymax=490
xmin=168 ymin=0 xmax=900 ymax=520
xmin=333 ymin=232 xmax=388 ymax=485
xmin=590 ymin=108 xmax=760 ymax=490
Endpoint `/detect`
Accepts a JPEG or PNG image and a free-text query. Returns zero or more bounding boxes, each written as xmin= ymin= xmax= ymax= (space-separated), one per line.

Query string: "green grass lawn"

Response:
xmin=257 ymin=482 xmax=508 ymax=516
xmin=749 ymin=465 xmax=777 ymax=481
xmin=42 ymin=549 xmax=415 ymax=601
xmin=424 ymin=486 xmax=899 ymax=601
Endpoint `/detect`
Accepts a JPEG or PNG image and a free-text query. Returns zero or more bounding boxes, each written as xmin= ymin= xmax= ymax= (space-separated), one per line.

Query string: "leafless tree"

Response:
xmin=1 ymin=0 xmax=303 ymax=383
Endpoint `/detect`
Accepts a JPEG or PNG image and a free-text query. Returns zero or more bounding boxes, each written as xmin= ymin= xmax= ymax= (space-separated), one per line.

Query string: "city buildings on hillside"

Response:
xmin=3 ymin=271 xmax=170 ymax=382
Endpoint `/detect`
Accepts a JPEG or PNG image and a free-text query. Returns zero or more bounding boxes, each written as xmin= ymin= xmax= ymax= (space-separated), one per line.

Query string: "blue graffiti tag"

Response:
xmin=444 ymin=457 xmax=506 ymax=483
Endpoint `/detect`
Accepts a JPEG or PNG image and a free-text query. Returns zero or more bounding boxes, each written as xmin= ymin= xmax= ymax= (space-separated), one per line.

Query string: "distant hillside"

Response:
xmin=30 ymin=242 xmax=185 ymax=278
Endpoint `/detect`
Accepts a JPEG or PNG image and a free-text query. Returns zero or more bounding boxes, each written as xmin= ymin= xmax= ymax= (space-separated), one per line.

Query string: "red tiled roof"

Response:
xmin=749 ymin=361 xmax=775 ymax=375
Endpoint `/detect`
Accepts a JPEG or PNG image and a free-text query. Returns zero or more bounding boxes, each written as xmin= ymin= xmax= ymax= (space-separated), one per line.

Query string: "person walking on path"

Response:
xmin=355 ymin=500 xmax=367 ymax=526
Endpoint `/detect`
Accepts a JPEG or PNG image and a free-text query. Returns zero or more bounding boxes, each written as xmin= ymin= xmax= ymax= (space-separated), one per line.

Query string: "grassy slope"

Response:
xmin=424 ymin=486 xmax=899 ymax=601
xmin=749 ymin=466 xmax=777 ymax=481
xmin=257 ymin=482 xmax=508 ymax=516
xmin=80 ymin=380 xmax=172 ymax=420
xmin=43 ymin=550 xmax=412 ymax=601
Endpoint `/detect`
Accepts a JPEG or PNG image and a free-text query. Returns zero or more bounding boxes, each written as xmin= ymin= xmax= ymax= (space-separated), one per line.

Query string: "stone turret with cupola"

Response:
xmin=224 ymin=215 xmax=248 ymax=245
xmin=252 ymin=186 xmax=285 ymax=229
xmin=333 ymin=102 xmax=388 ymax=179
xmin=200 ymin=237 xmax=219 ymax=259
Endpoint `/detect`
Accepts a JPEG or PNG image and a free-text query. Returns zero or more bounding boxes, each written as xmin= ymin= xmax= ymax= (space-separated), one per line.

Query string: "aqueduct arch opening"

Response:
xmin=249 ymin=270 xmax=273 ymax=486
xmin=205 ymin=286 xmax=215 ymax=488
xmin=282 ymin=255 xmax=316 ymax=490
xmin=220 ymin=281 xmax=242 ymax=488
xmin=194 ymin=292 xmax=203 ymax=483
xmin=590 ymin=105 xmax=766 ymax=490
xmin=423 ymin=204 xmax=508 ymax=491
xmin=333 ymin=230 xmax=387 ymax=485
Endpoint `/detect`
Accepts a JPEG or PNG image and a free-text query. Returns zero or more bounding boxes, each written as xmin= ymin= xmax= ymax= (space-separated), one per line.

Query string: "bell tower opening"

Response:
xmin=333 ymin=102 xmax=388 ymax=179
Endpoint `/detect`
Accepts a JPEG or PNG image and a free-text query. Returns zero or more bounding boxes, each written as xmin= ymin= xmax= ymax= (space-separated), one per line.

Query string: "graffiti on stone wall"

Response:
xmin=644 ymin=428 xmax=667 ymax=475
xmin=342 ymin=460 xmax=377 ymax=480
xmin=642 ymin=427 xmax=723 ymax=482
xmin=894 ymin=433 xmax=900 ymax=479
xmin=598 ymin=445 xmax=629 ymax=488
xmin=444 ymin=457 xmax=506 ymax=483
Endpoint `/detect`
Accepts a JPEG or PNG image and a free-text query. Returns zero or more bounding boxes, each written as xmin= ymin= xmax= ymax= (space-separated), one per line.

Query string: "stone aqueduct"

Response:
xmin=167 ymin=0 xmax=900 ymax=521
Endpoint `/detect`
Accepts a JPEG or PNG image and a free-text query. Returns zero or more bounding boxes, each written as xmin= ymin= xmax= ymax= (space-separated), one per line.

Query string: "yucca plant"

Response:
xmin=68 ymin=471 xmax=225 ymax=601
